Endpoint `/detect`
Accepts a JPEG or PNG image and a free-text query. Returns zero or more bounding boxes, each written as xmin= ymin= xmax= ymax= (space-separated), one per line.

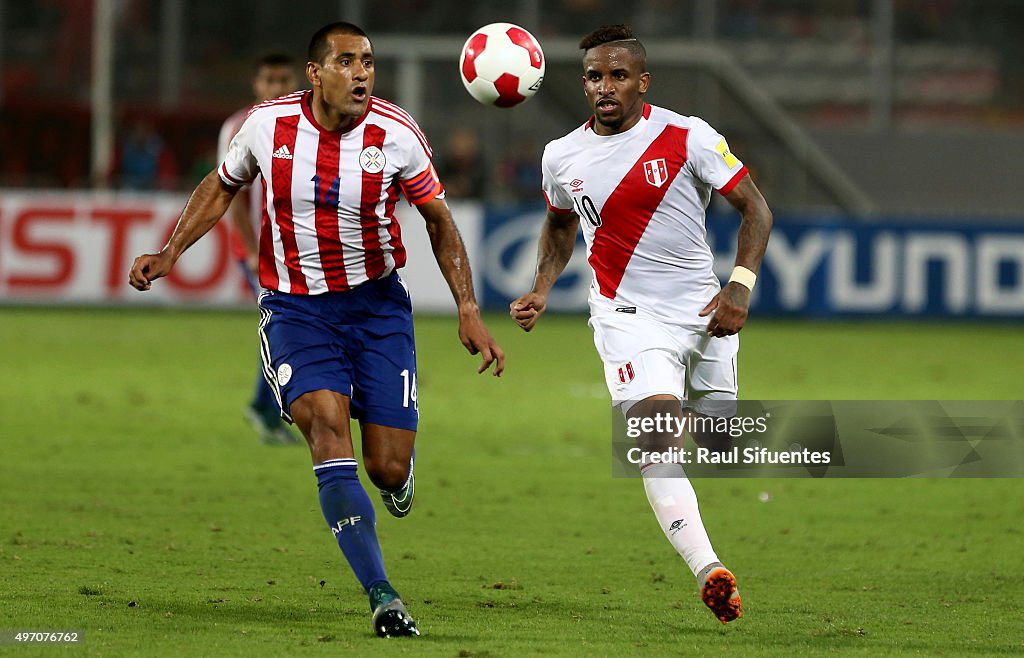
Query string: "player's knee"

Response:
xmin=365 ymin=457 xmax=410 ymax=492
xmin=293 ymin=399 xmax=348 ymax=450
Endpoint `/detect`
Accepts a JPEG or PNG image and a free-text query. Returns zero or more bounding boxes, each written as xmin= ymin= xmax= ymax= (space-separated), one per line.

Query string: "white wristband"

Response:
xmin=728 ymin=266 xmax=757 ymax=291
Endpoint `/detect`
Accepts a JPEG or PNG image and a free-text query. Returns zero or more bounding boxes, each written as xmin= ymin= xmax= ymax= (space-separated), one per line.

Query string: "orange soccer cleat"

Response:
xmin=700 ymin=565 xmax=742 ymax=624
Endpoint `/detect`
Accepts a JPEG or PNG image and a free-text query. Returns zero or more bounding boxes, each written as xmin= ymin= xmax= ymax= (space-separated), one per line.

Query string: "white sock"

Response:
xmin=641 ymin=462 xmax=720 ymax=578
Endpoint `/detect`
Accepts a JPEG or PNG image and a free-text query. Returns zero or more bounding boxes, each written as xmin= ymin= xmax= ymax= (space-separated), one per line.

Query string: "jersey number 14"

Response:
xmin=311 ymin=175 xmax=341 ymax=208
xmin=400 ymin=369 xmax=418 ymax=411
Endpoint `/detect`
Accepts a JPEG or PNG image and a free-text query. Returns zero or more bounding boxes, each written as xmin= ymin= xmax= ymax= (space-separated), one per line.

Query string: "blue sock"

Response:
xmin=252 ymin=360 xmax=278 ymax=413
xmin=315 ymin=459 xmax=388 ymax=593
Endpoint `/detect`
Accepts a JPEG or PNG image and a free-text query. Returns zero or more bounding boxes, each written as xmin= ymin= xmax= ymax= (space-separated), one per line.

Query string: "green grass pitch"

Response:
xmin=1 ymin=308 xmax=1021 ymax=656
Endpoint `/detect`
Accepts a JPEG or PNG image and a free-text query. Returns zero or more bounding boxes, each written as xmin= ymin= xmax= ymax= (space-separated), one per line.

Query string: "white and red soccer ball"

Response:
xmin=459 ymin=23 xmax=545 ymax=108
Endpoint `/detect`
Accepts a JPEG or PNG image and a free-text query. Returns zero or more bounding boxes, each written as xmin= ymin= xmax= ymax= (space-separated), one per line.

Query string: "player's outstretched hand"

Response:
xmin=128 ymin=251 xmax=175 ymax=291
xmin=699 ymin=282 xmax=750 ymax=337
xmin=509 ymin=292 xmax=547 ymax=332
xmin=458 ymin=308 xmax=505 ymax=376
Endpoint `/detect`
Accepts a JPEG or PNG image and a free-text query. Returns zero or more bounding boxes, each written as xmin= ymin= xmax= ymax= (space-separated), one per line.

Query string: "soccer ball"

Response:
xmin=459 ymin=23 xmax=545 ymax=108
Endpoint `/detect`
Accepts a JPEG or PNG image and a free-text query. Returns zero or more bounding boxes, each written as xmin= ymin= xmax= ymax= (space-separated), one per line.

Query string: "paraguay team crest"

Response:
xmin=277 ymin=363 xmax=292 ymax=386
xmin=643 ymin=158 xmax=668 ymax=188
xmin=359 ymin=146 xmax=386 ymax=174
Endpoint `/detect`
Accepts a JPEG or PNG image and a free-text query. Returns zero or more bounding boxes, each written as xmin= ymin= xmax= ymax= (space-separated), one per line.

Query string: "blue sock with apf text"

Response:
xmin=314 ymin=459 xmax=388 ymax=593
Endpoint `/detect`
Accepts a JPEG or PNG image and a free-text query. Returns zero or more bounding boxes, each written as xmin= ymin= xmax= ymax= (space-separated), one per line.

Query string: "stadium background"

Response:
xmin=2 ymin=0 xmax=1023 ymax=316
xmin=2 ymin=2 xmax=1022 ymax=656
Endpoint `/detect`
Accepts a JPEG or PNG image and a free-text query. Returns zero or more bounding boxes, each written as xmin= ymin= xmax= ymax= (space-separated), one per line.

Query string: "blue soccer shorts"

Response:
xmin=256 ymin=273 xmax=419 ymax=431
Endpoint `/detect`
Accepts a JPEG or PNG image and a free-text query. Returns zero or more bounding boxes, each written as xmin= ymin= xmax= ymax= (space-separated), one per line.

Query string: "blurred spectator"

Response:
xmin=114 ymin=120 xmax=177 ymax=190
xmin=436 ymin=128 xmax=486 ymax=199
xmin=498 ymin=139 xmax=543 ymax=204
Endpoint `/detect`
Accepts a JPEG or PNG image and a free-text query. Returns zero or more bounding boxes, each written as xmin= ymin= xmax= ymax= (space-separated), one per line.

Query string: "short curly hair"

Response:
xmin=579 ymin=24 xmax=646 ymax=68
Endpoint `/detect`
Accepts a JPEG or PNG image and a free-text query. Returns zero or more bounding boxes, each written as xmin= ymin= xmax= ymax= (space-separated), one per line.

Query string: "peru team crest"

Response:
xmin=643 ymin=158 xmax=668 ymax=188
xmin=617 ymin=362 xmax=635 ymax=384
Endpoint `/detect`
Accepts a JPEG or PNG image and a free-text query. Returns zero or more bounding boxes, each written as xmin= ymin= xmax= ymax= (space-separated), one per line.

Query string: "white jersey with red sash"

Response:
xmin=542 ymin=103 xmax=747 ymax=327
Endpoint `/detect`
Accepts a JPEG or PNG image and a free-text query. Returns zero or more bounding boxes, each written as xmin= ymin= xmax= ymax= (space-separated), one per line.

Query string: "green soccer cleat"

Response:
xmin=369 ymin=583 xmax=419 ymax=638
xmin=698 ymin=563 xmax=742 ymax=624
xmin=379 ymin=453 xmax=415 ymax=517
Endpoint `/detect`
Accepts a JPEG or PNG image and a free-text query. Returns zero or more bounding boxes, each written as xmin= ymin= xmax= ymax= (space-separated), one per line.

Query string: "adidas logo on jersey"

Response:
xmin=272 ymin=145 xmax=293 ymax=160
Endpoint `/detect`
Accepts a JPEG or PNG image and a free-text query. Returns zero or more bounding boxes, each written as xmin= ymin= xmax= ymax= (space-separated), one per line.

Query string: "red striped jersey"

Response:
xmin=217 ymin=104 xmax=262 ymax=262
xmin=541 ymin=103 xmax=748 ymax=326
xmin=219 ymin=90 xmax=444 ymax=295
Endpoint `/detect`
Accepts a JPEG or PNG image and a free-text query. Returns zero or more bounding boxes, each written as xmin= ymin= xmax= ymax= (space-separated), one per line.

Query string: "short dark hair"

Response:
xmin=255 ymin=51 xmax=293 ymax=73
xmin=579 ymin=24 xmax=647 ymax=69
xmin=308 ymin=22 xmax=370 ymax=64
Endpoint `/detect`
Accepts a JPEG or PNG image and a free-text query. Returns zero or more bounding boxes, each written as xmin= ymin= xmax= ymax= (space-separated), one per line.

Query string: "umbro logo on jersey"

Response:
xmin=644 ymin=158 xmax=668 ymax=187
xmin=614 ymin=306 xmax=637 ymax=314
xmin=273 ymin=145 xmax=293 ymax=160
xmin=569 ymin=178 xmax=584 ymax=192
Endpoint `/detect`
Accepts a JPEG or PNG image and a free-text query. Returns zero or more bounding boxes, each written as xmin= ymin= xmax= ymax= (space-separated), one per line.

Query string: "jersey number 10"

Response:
xmin=573 ymin=195 xmax=602 ymax=227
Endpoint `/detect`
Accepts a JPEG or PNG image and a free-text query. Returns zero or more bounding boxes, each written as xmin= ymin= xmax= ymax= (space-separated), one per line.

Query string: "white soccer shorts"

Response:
xmin=589 ymin=311 xmax=739 ymax=417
